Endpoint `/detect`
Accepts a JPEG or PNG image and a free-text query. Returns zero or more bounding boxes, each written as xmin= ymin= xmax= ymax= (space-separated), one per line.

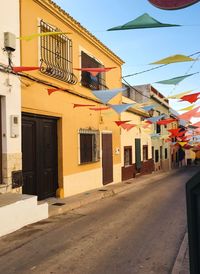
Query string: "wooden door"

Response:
xmin=102 ymin=133 xmax=113 ymax=185
xmin=22 ymin=113 xmax=58 ymax=200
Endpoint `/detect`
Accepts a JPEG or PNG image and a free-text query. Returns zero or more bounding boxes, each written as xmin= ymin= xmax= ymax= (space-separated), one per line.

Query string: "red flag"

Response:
xmin=13 ymin=66 xmax=40 ymax=73
xmin=180 ymin=92 xmax=200 ymax=103
xmin=47 ymin=88 xmax=65 ymax=95
xmin=73 ymin=67 xmax=117 ymax=77
xmin=73 ymin=104 xmax=95 ymax=108
xmin=157 ymin=118 xmax=177 ymax=125
xmin=178 ymin=106 xmax=200 ymax=120
xmin=114 ymin=120 xmax=131 ymax=126
xmin=168 ymin=128 xmax=181 ymax=136
xmin=89 ymin=107 xmax=110 ymax=111
xmin=121 ymin=123 xmax=136 ymax=131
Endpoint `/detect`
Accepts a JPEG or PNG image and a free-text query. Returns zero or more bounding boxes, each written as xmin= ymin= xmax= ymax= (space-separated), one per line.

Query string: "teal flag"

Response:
xmin=155 ymin=73 xmax=198 ymax=85
xmin=107 ymin=13 xmax=180 ymax=31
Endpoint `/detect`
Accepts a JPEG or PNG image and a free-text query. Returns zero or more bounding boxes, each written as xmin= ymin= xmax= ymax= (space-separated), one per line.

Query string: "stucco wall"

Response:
xmin=0 ymin=0 xmax=21 ymax=189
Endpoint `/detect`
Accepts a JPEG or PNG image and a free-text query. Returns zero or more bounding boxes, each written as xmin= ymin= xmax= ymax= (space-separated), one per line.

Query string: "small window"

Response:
xmin=81 ymin=51 xmax=107 ymax=90
xmin=143 ymin=145 xmax=148 ymax=161
xmin=124 ymin=146 xmax=132 ymax=167
xmin=155 ymin=150 xmax=159 ymax=163
xmin=156 ymin=124 xmax=161 ymax=134
xmin=79 ymin=129 xmax=100 ymax=164
xmin=165 ymin=148 xmax=168 ymax=159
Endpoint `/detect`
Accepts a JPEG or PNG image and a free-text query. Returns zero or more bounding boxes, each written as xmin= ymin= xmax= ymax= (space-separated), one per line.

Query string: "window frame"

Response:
xmin=143 ymin=145 xmax=148 ymax=161
xmin=124 ymin=146 xmax=132 ymax=167
xmin=79 ymin=129 xmax=100 ymax=164
xmin=80 ymin=51 xmax=107 ymax=90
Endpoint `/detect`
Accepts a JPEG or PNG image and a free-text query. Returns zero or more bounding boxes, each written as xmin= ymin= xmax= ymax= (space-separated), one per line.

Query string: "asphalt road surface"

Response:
xmin=0 ymin=167 xmax=198 ymax=274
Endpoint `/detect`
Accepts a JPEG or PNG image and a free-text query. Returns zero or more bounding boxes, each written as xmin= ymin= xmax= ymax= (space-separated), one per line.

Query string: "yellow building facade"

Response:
xmin=120 ymin=96 xmax=154 ymax=180
xmin=20 ymin=0 xmax=124 ymax=199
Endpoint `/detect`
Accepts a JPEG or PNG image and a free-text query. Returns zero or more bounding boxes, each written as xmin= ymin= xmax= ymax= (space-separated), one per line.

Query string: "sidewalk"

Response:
xmin=45 ymin=168 xmax=185 ymax=217
xmin=171 ymin=233 xmax=190 ymax=274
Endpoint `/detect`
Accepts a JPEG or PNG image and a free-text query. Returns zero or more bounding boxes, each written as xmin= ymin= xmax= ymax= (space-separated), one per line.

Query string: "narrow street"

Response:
xmin=0 ymin=167 xmax=198 ymax=274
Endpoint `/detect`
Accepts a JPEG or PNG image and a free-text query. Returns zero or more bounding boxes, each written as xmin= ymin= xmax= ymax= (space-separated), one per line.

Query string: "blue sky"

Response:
xmin=54 ymin=0 xmax=200 ymax=112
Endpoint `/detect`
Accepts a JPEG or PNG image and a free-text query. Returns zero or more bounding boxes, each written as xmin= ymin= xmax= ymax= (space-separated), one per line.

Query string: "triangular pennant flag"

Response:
xmin=12 ymin=66 xmax=40 ymax=73
xmin=146 ymin=114 xmax=165 ymax=123
xmin=47 ymin=88 xmax=65 ymax=95
xmin=150 ymin=133 xmax=160 ymax=138
xmin=92 ymin=88 xmax=125 ymax=104
xmin=178 ymin=106 xmax=200 ymax=120
xmin=73 ymin=104 xmax=96 ymax=108
xmin=180 ymin=92 xmax=200 ymax=103
xmin=74 ymin=67 xmax=116 ymax=76
xmin=178 ymin=142 xmax=188 ymax=147
xmin=107 ymin=13 xmax=180 ymax=31
xmin=141 ymin=105 xmax=155 ymax=111
xmin=114 ymin=120 xmax=131 ymax=126
xmin=167 ymin=90 xmax=193 ymax=99
xmin=121 ymin=123 xmax=136 ymax=131
xmin=155 ymin=73 xmax=198 ymax=85
xmin=150 ymin=54 xmax=195 ymax=65
xmin=178 ymin=105 xmax=195 ymax=111
xmin=184 ymin=144 xmax=193 ymax=149
xmin=17 ymin=32 xmax=71 ymax=41
xmin=110 ymin=103 xmax=134 ymax=113
xmin=157 ymin=118 xmax=177 ymax=125
xmin=168 ymin=128 xmax=181 ymax=136
xmin=192 ymin=121 xmax=200 ymax=128
xmin=89 ymin=107 xmax=110 ymax=111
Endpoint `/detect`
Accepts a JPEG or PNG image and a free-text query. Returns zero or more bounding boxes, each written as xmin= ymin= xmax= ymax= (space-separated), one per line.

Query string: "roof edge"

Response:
xmin=33 ymin=0 xmax=124 ymax=65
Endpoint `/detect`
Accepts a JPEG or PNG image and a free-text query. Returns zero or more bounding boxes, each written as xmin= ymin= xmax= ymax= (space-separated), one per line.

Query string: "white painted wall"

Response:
xmin=0 ymin=194 xmax=48 ymax=237
xmin=0 ymin=0 xmax=21 ymax=154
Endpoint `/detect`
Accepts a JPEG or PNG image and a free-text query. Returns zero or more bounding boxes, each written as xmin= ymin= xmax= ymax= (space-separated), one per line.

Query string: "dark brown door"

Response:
xmin=22 ymin=113 xmax=58 ymax=200
xmin=102 ymin=133 xmax=113 ymax=185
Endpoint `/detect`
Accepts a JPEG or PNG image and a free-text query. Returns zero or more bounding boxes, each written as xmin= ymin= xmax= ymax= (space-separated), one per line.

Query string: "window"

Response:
xmin=156 ymin=124 xmax=161 ymax=134
xmin=40 ymin=20 xmax=77 ymax=84
xmin=81 ymin=51 xmax=107 ymax=90
xmin=124 ymin=146 xmax=132 ymax=167
xmin=165 ymin=148 xmax=168 ymax=159
xmin=143 ymin=145 xmax=148 ymax=161
xmin=155 ymin=150 xmax=159 ymax=163
xmin=79 ymin=129 xmax=100 ymax=164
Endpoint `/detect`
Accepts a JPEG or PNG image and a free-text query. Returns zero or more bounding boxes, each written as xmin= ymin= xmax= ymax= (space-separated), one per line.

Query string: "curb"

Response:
xmin=171 ymin=232 xmax=189 ymax=274
xmin=48 ymin=168 xmax=185 ymax=217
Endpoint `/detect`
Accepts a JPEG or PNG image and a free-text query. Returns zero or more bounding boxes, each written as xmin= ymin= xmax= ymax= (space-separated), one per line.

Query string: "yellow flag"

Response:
xmin=150 ymin=54 xmax=196 ymax=65
xmin=167 ymin=90 xmax=193 ymax=99
xmin=178 ymin=142 xmax=187 ymax=147
xmin=178 ymin=105 xmax=195 ymax=111
xmin=17 ymin=32 xmax=71 ymax=41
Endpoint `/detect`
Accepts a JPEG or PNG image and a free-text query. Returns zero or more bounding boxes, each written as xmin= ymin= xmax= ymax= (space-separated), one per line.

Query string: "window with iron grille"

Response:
xmin=143 ymin=145 xmax=148 ymax=161
xmin=79 ymin=129 xmax=100 ymax=164
xmin=124 ymin=146 xmax=132 ymax=167
xmin=81 ymin=51 xmax=107 ymax=90
xmin=39 ymin=20 xmax=77 ymax=84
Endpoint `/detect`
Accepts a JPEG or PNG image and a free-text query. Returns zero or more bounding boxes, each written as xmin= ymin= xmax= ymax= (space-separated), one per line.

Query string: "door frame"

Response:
xmin=22 ymin=112 xmax=59 ymax=200
xmin=101 ymin=131 xmax=113 ymax=185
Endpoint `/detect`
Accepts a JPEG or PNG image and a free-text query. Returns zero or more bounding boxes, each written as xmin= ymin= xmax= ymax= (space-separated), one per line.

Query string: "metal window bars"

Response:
xmin=39 ymin=20 xmax=77 ymax=85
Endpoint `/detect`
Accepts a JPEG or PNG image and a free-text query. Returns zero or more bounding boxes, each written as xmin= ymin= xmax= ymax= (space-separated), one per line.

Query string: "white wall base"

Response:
xmin=63 ymin=164 xmax=121 ymax=197
xmin=0 ymin=193 xmax=48 ymax=237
